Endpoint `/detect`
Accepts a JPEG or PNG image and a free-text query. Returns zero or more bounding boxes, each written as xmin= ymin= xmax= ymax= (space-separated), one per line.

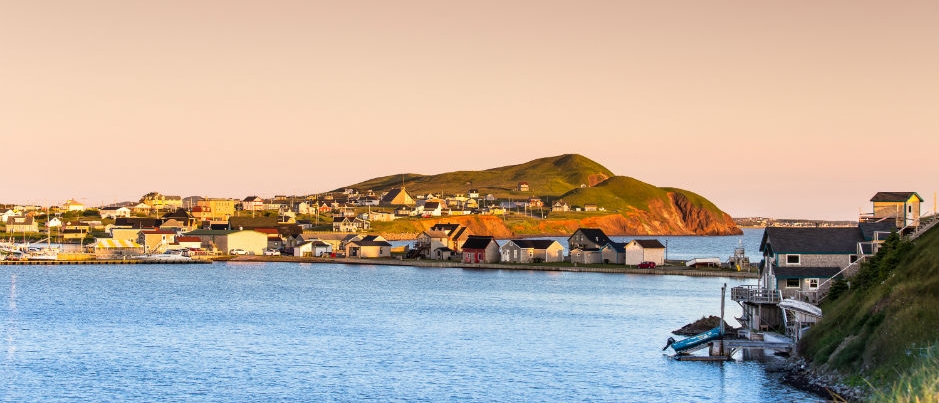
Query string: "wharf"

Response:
xmin=228 ymin=256 xmax=759 ymax=278
xmin=0 ymin=259 xmax=212 ymax=265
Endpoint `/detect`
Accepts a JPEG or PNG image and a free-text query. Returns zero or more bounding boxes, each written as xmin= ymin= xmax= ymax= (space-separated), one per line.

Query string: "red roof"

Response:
xmin=176 ymin=236 xmax=202 ymax=243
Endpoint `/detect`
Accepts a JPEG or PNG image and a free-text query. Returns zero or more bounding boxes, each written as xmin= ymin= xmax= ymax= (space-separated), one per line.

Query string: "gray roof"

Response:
xmin=349 ymin=240 xmax=392 ymax=247
xmin=760 ymin=227 xmax=863 ymax=254
xmin=570 ymin=228 xmax=612 ymax=245
xmin=870 ymin=192 xmax=923 ymax=202
xmin=629 ymin=239 xmax=665 ymax=249
xmin=858 ymin=221 xmax=897 ymax=240
xmin=602 ymin=242 xmax=626 ymax=253
xmin=462 ymin=235 xmax=496 ymax=250
xmin=507 ymin=239 xmax=560 ymax=250
xmin=774 ymin=266 xmax=841 ymax=279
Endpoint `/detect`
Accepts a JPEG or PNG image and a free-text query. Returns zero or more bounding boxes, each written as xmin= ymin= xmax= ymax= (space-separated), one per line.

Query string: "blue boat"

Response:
xmin=669 ymin=327 xmax=723 ymax=354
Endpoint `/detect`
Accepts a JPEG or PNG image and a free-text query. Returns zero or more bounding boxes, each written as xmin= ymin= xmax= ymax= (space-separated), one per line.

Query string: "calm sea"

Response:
xmin=1 ymin=229 xmax=822 ymax=403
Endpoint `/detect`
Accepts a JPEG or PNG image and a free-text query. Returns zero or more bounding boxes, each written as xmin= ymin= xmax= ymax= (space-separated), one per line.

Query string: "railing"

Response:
xmin=731 ymin=285 xmax=781 ymax=304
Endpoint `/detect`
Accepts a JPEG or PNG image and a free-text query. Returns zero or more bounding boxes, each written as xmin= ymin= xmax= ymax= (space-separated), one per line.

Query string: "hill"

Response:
xmin=798 ymin=225 xmax=939 ymax=401
xmin=345 ymin=154 xmax=740 ymax=236
xmin=345 ymin=154 xmax=614 ymax=199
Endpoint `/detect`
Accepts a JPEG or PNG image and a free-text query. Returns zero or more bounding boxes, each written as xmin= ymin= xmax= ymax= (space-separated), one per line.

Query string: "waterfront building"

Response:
xmin=624 ymin=239 xmax=666 ymax=266
xmin=860 ymin=191 xmax=924 ymax=229
xmin=501 ymin=239 xmax=564 ymax=263
xmin=462 ymin=235 xmax=501 ymax=264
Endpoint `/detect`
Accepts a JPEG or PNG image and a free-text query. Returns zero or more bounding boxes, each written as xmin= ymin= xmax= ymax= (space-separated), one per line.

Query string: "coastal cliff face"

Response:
xmin=383 ymin=192 xmax=741 ymax=238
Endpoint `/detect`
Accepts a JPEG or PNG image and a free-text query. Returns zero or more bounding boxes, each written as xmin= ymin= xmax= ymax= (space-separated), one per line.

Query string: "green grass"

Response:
xmin=799 ymin=226 xmax=939 ymax=400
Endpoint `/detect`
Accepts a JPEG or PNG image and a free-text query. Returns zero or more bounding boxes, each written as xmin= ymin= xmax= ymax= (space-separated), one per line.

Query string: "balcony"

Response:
xmin=731 ymin=285 xmax=781 ymax=304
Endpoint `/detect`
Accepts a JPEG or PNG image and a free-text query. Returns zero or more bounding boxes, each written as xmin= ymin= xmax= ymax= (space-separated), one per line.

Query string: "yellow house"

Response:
xmin=866 ymin=192 xmax=923 ymax=228
xmin=63 ymin=199 xmax=86 ymax=212
xmin=185 ymin=229 xmax=267 ymax=255
xmin=196 ymin=198 xmax=238 ymax=221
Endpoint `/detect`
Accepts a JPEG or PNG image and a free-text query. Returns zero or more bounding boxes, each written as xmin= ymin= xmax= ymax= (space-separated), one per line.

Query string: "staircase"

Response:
xmin=906 ymin=214 xmax=938 ymax=241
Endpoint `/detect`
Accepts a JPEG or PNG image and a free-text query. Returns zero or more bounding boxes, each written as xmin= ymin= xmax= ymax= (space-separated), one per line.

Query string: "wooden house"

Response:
xmin=862 ymin=191 xmax=924 ymax=229
xmin=568 ymin=228 xmax=613 ymax=251
xmin=501 ymin=239 xmax=564 ymax=263
xmin=624 ymin=239 xmax=666 ymax=266
xmin=600 ymin=242 xmax=627 ymax=264
xmin=461 ymin=235 xmax=501 ymax=264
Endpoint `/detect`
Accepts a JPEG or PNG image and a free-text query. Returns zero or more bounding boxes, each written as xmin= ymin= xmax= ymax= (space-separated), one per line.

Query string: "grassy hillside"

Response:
xmin=557 ymin=176 xmax=669 ymax=212
xmin=343 ymin=154 xmax=614 ymax=199
xmin=799 ymin=225 xmax=939 ymax=401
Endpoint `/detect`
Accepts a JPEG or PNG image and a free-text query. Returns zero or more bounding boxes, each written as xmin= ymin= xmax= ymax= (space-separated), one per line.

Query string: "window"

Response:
xmin=786 ymin=278 xmax=800 ymax=288
xmin=850 ymin=255 xmax=859 ymax=263
xmin=809 ymin=279 xmax=819 ymax=289
xmin=786 ymin=255 xmax=800 ymax=265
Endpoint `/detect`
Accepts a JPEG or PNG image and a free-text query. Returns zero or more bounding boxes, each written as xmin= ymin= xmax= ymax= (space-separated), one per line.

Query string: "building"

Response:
xmin=568 ymin=228 xmax=613 ymax=251
xmin=600 ymin=242 xmax=627 ymax=264
xmin=294 ymin=239 xmax=333 ymax=257
xmin=344 ymin=235 xmax=392 ymax=258
xmin=185 ymin=229 xmax=268 ymax=255
xmin=462 ymin=235 xmax=501 ymax=263
xmin=381 ymin=187 xmax=416 ymax=206
xmin=5 ymin=216 xmax=38 ymax=233
xmin=196 ymin=198 xmax=238 ymax=221
xmin=99 ymin=206 xmax=131 ymax=219
xmin=862 ymin=191 xmax=924 ymax=229
xmin=624 ymin=239 xmax=666 ymax=266
xmin=501 ymin=239 xmax=564 ymax=263
xmin=138 ymin=229 xmax=177 ymax=253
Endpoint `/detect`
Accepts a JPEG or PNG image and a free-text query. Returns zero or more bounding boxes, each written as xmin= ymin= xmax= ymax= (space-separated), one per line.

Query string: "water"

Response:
xmin=1 ymin=256 xmax=820 ymax=401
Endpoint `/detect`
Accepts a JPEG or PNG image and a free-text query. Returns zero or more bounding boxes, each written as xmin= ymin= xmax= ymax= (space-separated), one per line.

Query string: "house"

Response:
xmin=161 ymin=209 xmax=198 ymax=230
xmin=468 ymin=189 xmax=480 ymax=199
xmin=552 ymin=200 xmax=570 ymax=212
xmin=46 ymin=217 xmax=63 ymax=229
xmin=242 ymin=196 xmax=265 ymax=211
xmin=428 ymin=223 xmax=471 ymax=252
xmin=138 ymin=229 xmax=177 ymax=253
xmin=415 ymin=230 xmax=452 ymax=259
xmin=115 ymin=217 xmax=162 ymax=229
xmin=527 ymin=198 xmax=544 ymax=208
xmin=368 ymin=211 xmax=396 ymax=222
xmin=861 ymin=191 xmax=924 ymax=229
xmin=185 ymin=229 xmax=268 ymax=255
xmin=229 ymin=216 xmax=279 ymax=230
xmin=501 ymin=239 xmax=564 ymax=263
xmin=110 ymin=227 xmax=142 ymax=242
xmin=196 ymin=198 xmax=237 ymax=220
xmin=61 ymin=221 xmax=91 ymax=241
xmin=6 ymin=216 xmax=38 ymax=233
xmin=568 ymin=228 xmax=613 ymax=251
xmin=569 ymin=247 xmax=603 ymax=264
xmin=381 ymin=187 xmax=416 ymax=206
xmin=132 ymin=202 xmax=152 ymax=215
xmin=99 ymin=206 xmax=131 ymax=219
xmin=332 ymin=216 xmax=369 ymax=232
xmin=62 ymin=199 xmax=85 ymax=212
xmin=517 ymin=182 xmax=529 ymax=192
xmin=420 ymin=202 xmax=443 ymax=217
xmin=294 ymin=239 xmax=333 ymax=257
xmin=1 ymin=209 xmax=18 ymax=223
xmin=758 ymin=223 xmax=896 ymax=302
xmin=172 ymin=236 xmax=203 ymax=250
xmin=253 ymin=228 xmax=285 ymax=250
xmin=600 ymin=242 xmax=627 ymax=264
xmin=344 ymin=235 xmax=392 ymax=258
xmin=624 ymin=239 xmax=666 ymax=266
xmin=584 ymin=204 xmax=598 ymax=212
xmin=462 ymin=235 xmax=501 ymax=263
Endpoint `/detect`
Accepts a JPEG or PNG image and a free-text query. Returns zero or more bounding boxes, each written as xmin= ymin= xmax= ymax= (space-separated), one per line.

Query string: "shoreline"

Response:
xmin=225 ymin=255 xmax=760 ymax=278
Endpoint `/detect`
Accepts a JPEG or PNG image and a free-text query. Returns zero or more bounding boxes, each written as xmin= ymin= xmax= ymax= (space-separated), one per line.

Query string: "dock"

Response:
xmin=0 ymin=259 xmax=212 ymax=265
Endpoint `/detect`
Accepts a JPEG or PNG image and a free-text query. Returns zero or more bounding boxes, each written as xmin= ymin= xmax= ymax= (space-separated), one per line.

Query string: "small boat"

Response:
xmin=132 ymin=253 xmax=193 ymax=262
xmin=669 ymin=327 xmax=723 ymax=353
xmin=778 ymin=299 xmax=823 ymax=317
xmin=685 ymin=257 xmax=721 ymax=268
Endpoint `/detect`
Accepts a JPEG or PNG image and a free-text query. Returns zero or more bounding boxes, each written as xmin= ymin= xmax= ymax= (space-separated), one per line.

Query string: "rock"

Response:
xmin=672 ymin=315 xmax=738 ymax=336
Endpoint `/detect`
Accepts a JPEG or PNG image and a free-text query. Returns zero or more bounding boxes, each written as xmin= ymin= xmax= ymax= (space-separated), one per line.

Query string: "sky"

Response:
xmin=2 ymin=1 xmax=936 ymax=221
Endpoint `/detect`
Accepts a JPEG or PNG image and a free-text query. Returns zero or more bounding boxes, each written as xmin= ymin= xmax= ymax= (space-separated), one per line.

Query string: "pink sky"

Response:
xmin=2 ymin=1 xmax=936 ymax=221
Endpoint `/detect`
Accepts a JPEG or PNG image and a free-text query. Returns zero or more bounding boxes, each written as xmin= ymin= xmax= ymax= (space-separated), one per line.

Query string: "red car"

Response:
xmin=638 ymin=261 xmax=657 ymax=269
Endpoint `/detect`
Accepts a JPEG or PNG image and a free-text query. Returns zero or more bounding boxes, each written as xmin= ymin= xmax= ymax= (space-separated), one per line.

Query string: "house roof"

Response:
xmin=858 ymin=221 xmax=897 ymax=241
xmin=760 ymin=227 xmax=863 ymax=254
xmin=186 ymin=229 xmax=237 ymax=235
xmin=508 ymin=239 xmax=560 ymax=250
xmin=571 ymin=228 xmax=612 ymax=245
xmin=229 ymin=216 xmax=279 ymax=229
xmin=141 ymin=229 xmax=176 ymax=235
xmin=629 ymin=239 xmax=665 ymax=249
xmin=114 ymin=217 xmax=162 ymax=229
xmin=162 ymin=209 xmax=194 ymax=220
xmin=349 ymin=240 xmax=392 ymax=247
xmin=462 ymin=235 xmax=496 ymax=250
xmin=774 ymin=266 xmax=841 ymax=279
xmin=602 ymin=242 xmax=627 ymax=253
xmin=175 ymin=236 xmax=202 ymax=243
xmin=870 ymin=192 xmax=923 ymax=202
xmin=424 ymin=202 xmax=441 ymax=210
xmin=422 ymin=230 xmax=449 ymax=238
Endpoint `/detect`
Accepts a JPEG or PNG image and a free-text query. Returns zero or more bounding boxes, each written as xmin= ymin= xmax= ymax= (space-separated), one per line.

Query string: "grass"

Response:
xmin=799 ymin=225 xmax=939 ymax=400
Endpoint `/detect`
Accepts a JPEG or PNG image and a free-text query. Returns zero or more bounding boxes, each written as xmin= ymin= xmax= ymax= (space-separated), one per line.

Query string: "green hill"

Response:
xmin=799 ymin=224 xmax=939 ymax=401
xmin=343 ymin=154 xmax=614 ymax=199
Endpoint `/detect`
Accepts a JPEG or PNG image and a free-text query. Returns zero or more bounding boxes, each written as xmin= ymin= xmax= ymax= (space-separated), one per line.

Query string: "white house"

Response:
xmin=99 ymin=206 xmax=132 ymax=219
xmin=625 ymin=239 xmax=666 ymax=266
xmin=294 ymin=239 xmax=333 ymax=257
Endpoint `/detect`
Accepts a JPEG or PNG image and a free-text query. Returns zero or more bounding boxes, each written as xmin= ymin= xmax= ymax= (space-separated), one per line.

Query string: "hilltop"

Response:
xmin=345 ymin=154 xmax=741 ymax=236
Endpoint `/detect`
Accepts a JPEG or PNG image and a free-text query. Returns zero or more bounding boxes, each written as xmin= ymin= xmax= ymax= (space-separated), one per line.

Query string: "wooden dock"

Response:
xmin=0 ymin=259 xmax=212 ymax=265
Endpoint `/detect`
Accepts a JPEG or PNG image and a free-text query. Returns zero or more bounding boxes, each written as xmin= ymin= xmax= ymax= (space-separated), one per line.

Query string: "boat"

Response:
xmin=668 ymin=327 xmax=723 ymax=354
xmin=132 ymin=252 xmax=193 ymax=262
xmin=685 ymin=257 xmax=721 ymax=268
xmin=778 ymin=298 xmax=823 ymax=317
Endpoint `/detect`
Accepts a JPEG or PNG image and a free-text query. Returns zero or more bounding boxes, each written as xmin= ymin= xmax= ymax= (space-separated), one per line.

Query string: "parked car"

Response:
xmin=229 ymin=248 xmax=248 ymax=255
xmin=263 ymin=248 xmax=280 ymax=256
xmin=638 ymin=261 xmax=657 ymax=269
